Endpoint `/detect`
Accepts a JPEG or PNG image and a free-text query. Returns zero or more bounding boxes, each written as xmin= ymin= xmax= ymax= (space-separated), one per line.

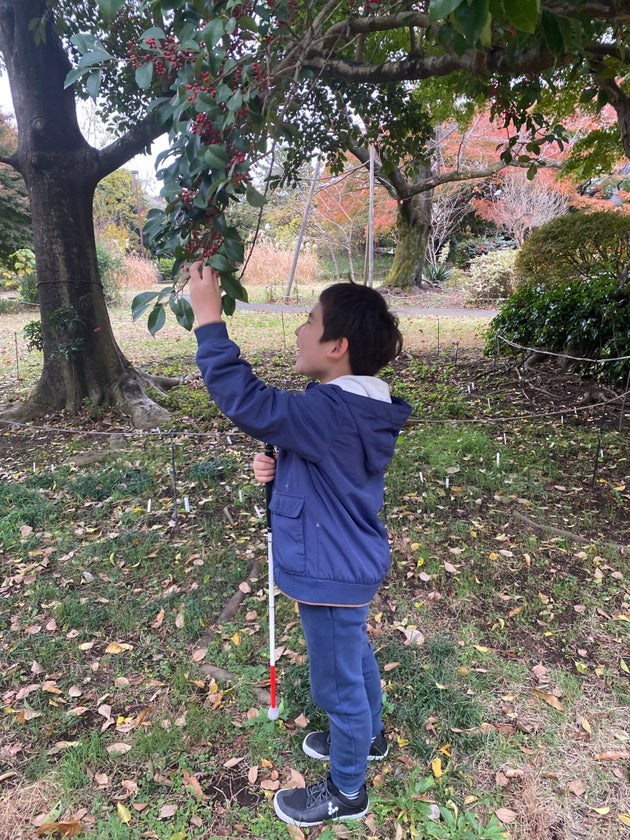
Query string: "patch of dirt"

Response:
xmin=204 ymin=766 xmax=264 ymax=808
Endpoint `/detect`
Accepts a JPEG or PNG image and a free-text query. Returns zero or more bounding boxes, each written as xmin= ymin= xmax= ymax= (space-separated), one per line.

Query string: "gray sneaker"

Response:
xmin=274 ymin=775 xmax=369 ymax=826
xmin=302 ymin=729 xmax=389 ymax=761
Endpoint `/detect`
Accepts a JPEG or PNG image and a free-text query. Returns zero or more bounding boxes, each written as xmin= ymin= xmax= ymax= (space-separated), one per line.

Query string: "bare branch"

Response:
xmin=96 ymin=113 xmax=165 ymax=179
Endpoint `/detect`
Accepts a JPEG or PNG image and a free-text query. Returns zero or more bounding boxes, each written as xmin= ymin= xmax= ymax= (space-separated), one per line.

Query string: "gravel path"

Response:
xmin=236 ymin=299 xmax=499 ymax=319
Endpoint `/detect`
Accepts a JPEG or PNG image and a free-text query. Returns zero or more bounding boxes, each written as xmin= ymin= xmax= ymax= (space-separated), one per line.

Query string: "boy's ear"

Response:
xmin=328 ymin=336 xmax=349 ymax=358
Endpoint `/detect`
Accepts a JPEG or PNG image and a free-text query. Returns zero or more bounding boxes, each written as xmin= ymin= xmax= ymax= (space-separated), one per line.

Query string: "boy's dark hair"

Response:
xmin=319 ymin=282 xmax=403 ymax=376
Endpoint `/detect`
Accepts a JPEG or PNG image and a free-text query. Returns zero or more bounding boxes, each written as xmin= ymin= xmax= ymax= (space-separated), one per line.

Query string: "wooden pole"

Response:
xmin=363 ymin=145 xmax=375 ymax=287
xmin=285 ymin=156 xmax=321 ymax=301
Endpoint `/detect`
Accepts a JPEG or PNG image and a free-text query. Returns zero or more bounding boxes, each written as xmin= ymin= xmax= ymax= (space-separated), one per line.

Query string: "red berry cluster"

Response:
xmin=184 ymin=227 xmax=225 ymax=260
xmin=191 ymin=112 xmax=224 ymax=145
xmin=127 ymin=39 xmax=151 ymax=71
xmin=127 ymin=36 xmax=194 ymax=81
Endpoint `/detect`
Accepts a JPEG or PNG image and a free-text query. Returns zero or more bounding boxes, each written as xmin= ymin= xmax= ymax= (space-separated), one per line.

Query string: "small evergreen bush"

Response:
xmin=96 ymin=239 xmax=125 ymax=305
xmin=19 ymin=271 xmax=39 ymax=304
xmin=453 ymin=234 xmax=515 ymax=268
xmin=465 ymin=249 xmax=517 ymax=305
xmin=485 ymin=273 xmax=630 ymax=385
xmin=423 ymin=262 xmax=452 ymax=285
xmin=515 ymin=210 xmax=630 ymax=286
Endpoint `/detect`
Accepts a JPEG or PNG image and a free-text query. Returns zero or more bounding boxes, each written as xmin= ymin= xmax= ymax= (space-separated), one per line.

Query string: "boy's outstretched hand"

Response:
xmin=188 ymin=261 xmax=223 ymax=326
xmin=253 ymin=452 xmax=276 ymax=484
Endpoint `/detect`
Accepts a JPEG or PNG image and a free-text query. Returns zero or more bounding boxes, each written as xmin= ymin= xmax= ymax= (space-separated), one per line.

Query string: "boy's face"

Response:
xmin=295 ymin=302 xmax=344 ymax=382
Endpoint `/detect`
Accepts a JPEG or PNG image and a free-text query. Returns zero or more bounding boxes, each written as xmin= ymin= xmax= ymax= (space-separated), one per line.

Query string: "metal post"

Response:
xmin=131 ymin=170 xmax=145 ymax=258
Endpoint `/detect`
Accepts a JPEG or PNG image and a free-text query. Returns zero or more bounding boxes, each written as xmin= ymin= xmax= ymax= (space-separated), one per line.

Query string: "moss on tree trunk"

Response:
xmin=383 ymin=189 xmax=432 ymax=290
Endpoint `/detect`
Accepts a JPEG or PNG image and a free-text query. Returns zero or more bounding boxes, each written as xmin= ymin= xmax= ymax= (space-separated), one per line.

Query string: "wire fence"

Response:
xmin=1 ymin=329 xmax=628 ymax=529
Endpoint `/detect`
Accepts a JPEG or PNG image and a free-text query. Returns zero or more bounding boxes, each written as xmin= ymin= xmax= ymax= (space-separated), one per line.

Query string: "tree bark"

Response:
xmin=385 ymin=187 xmax=433 ymax=290
xmin=0 ymin=0 xmax=173 ymax=429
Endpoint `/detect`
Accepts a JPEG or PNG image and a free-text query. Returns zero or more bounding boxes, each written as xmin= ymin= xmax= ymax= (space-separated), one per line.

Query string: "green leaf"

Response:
xmin=222 ymin=294 xmax=236 ymax=316
xmin=169 ymin=295 xmax=195 ymax=331
xmin=201 ymin=19 xmax=226 ymax=49
xmin=540 ymin=10 xmax=564 ymax=54
xmin=70 ymin=34 xmax=91 ymax=53
xmin=97 ymin=0 xmax=126 ymax=20
xmin=135 ymin=61 xmax=154 ymax=91
xmin=208 ymin=253 xmax=233 ymax=273
xmin=140 ymin=26 xmax=167 ymax=43
xmin=217 ymin=272 xmax=247 ymax=302
xmin=64 ymin=68 xmax=85 ymax=89
xmin=580 ymin=87 xmax=598 ymax=103
xmin=204 ymin=145 xmax=231 ymax=169
xmin=455 ymin=0 xmax=490 ymax=43
xmin=77 ymin=47 xmax=115 ymax=68
xmin=222 ymin=235 xmax=245 ymax=264
xmin=245 ymin=185 xmax=266 ymax=208
xmin=147 ymin=304 xmax=167 ymax=336
xmin=503 ymin=0 xmax=540 ymax=33
xmin=86 ymin=70 xmax=102 ymax=101
xmin=429 ymin=0 xmax=465 ymax=22
xmin=131 ymin=291 xmax=159 ymax=322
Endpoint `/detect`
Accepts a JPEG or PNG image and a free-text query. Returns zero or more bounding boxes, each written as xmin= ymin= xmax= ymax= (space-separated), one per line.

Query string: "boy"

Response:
xmin=188 ymin=262 xmax=411 ymax=827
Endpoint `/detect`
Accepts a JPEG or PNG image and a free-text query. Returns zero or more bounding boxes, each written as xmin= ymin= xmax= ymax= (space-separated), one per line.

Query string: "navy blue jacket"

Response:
xmin=195 ymin=322 xmax=412 ymax=606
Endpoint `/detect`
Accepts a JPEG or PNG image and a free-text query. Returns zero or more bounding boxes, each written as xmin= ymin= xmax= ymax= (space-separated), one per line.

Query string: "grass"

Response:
xmin=1 ymin=297 xmax=629 ymax=839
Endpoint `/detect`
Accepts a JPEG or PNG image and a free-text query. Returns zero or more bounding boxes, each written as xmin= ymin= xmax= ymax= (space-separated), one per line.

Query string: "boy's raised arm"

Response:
xmin=188 ymin=261 xmax=223 ymax=326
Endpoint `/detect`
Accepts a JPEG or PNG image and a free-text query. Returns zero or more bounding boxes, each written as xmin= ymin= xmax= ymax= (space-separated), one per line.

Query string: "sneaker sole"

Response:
xmin=273 ymin=796 xmax=370 ymax=827
xmin=302 ymin=737 xmax=389 ymax=762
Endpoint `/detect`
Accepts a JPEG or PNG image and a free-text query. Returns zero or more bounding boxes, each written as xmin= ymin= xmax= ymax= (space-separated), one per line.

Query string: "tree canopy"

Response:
xmin=66 ymin=0 xmax=630 ymax=327
xmin=1 ymin=0 xmax=628 ymax=427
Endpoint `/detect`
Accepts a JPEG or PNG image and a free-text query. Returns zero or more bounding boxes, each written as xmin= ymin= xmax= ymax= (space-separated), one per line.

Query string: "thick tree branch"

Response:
xmin=97 ymin=112 xmax=166 ymax=179
xmin=303 ymin=45 xmax=558 ymax=84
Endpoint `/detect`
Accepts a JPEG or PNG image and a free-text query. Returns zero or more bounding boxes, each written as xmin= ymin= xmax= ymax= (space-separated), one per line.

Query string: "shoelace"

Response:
xmin=305 ymin=779 xmax=334 ymax=807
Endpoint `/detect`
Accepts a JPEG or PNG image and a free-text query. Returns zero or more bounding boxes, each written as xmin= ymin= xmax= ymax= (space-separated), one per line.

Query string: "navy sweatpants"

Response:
xmin=298 ymin=602 xmax=383 ymax=793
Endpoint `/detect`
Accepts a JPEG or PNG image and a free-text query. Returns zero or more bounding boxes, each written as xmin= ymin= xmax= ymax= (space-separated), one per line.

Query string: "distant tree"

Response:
xmin=93 ymin=168 xmax=146 ymax=251
xmin=475 ymin=170 xmax=570 ymax=246
xmin=0 ymin=111 xmax=31 ymax=264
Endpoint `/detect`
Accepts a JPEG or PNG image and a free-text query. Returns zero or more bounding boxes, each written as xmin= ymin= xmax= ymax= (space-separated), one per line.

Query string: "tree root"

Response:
xmin=219 ymin=559 xmax=260 ymax=623
xmin=114 ymin=369 xmax=182 ymax=429
xmin=195 ymin=557 xmax=270 ymax=705
xmin=0 ymin=368 xmax=184 ymax=431
xmin=198 ymin=663 xmax=270 ymax=706
xmin=511 ymin=509 xmax=630 ymax=556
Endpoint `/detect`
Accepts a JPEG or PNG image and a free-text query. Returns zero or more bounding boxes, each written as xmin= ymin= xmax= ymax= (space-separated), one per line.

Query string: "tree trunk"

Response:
xmin=383 ymin=188 xmax=433 ymax=290
xmin=0 ymin=0 xmax=173 ymax=429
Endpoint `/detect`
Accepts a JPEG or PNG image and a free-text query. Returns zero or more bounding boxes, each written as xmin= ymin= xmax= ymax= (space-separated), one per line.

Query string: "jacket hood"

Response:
xmin=314 ymin=381 xmax=411 ymax=475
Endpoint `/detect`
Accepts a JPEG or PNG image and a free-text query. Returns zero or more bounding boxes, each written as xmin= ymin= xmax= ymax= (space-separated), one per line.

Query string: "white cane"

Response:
xmin=264 ymin=443 xmax=279 ymax=720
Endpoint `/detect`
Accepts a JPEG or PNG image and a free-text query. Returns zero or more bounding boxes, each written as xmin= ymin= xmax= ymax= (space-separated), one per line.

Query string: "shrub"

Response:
xmin=465 ymin=249 xmax=517 ymax=305
xmin=20 ymin=271 xmax=39 ymax=304
xmin=485 ymin=273 xmax=630 ymax=385
xmin=423 ymin=262 xmax=452 ymax=285
xmin=119 ymin=253 xmax=160 ymax=289
xmin=515 ymin=210 xmax=630 ymax=286
xmin=453 ymin=234 xmax=515 ymax=269
xmin=156 ymin=256 xmax=176 ymax=283
xmin=96 ymin=239 xmax=125 ymax=305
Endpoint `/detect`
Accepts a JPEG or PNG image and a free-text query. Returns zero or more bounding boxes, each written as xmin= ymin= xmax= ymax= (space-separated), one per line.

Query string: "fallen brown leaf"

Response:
xmin=533 ymin=688 xmax=564 ymax=711
xmin=495 ymin=808 xmax=517 ymax=824
xmin=37 ymin=820 xmax=82 ymax=837
xmin=182 ymin=768 xmax=207 ymax=800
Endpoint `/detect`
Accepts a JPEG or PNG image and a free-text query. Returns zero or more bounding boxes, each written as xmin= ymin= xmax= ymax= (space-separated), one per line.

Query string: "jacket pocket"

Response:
xmin=269 ymin=492 xmax=306 ymax=574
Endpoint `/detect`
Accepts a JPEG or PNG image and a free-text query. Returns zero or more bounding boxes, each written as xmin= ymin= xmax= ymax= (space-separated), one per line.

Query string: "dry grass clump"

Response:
xmin=118 ymin=253 xmax=160 ymax=290
xmin=241 ymin=241 xmax=319 ymax=296
xmin=0 ymin=774 xmax=60 ymax=840
xmin=508 ymin=768 xmax=568 ymax=840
